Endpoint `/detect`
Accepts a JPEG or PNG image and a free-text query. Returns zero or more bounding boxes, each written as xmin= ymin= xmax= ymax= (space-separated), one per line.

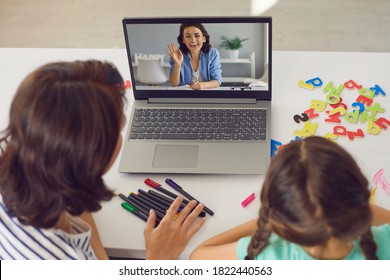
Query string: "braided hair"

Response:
xmin=245 ymin=136 xmax=377 ymax=260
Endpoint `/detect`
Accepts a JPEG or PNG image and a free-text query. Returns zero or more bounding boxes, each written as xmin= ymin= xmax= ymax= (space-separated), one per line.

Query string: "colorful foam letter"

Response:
xmin=367 ymin=120 xmax=381 ymax=135
xmin=344 ymin=110 xmax=360 ymax=124
xmin=346 ymin=129 xmax=364 ymax=140
xmin=305 ymin=77 xmax=323 ymax=87
xmin=359 ymin=111 xmax=377 ymax=123
xmin=356 ymin=95 xmax=373 ymax=107
xmin=333 ymin=126 xmax=347 ymax=136
xmin=325 ymin=112 xmax=342 ymax=124
xmin=351 ymin=102 xmax=365 ymax=113
xmin=365 ymin=103 xmax=385 ymax=117
xmin=329 ymin=98 xmax=348 ymax=110
xmin=328 ymin=107 xmax=346 ymax=116
xmin=370 ymin=85 xmax=386 ymax=97
xmin=298 ymin=80 xmax=315 ymax=90
xmin=324 ymin=133 xmax=338 ymax=141
xmin=323 ymin=82 xmax=344 ymax=104
xmin=344 ymin=79 xmax=362 ymax=90
xmin=303 ymin=108 xmax=320 ymax=119
xmin=309 ymin=100 xmax=327 ymax=112
xmin=121 ymin=79 xmax=131 ymax=89
xmin=294 ymin=121 xmax=318 ymax=138
xmin=332 ymin=126 xmax=364 ymax=140
xmin=271 ymin=139 xmax=282 ymax=157
xmin=369 ymin=186 xmax=377 ymax=203
xmin=375 ymin=117 xmax=390 ymax=130
xmin=293 ymin=113 xmax=309 ymax=123
xmin=358 ymin=88 xmax=375 ymax=99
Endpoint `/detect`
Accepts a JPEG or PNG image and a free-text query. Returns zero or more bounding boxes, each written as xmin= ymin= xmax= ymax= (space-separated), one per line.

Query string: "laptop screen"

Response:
xmin=122 ymin=17 xmax=272 ymax=100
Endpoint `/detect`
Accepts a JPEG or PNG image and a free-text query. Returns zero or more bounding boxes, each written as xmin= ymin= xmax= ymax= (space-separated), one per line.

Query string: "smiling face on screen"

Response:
xmin=182 ymin=26 xmax=206 ymax=55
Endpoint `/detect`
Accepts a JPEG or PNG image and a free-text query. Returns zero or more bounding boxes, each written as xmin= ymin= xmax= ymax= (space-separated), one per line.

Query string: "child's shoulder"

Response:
xmin=372 ymin=224 xmax=390 ymax=260
xmin=372 ymin=223 xmax=390 ymax=238
xmin=237 ymin=234 xmax=315 ymax=260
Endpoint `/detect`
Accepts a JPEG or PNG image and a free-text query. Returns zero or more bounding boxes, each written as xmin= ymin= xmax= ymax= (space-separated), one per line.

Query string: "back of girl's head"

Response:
xmin=0 ymin=60 xmax=126 ymax=228
xmin=246 ymin=136 xmax=377 ymax=259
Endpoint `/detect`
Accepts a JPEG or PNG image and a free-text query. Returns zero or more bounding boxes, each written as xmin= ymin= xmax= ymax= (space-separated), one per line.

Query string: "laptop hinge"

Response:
xmin=148 ymin=98 xmax=257 ymax=104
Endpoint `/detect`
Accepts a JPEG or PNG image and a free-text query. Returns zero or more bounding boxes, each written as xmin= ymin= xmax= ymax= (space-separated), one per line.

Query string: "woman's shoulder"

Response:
xmin=204 ymin=48 xmax=220 ymax=63
xmin=0 ymin=200 xmax=96 ymax=259
xmin=208 ymin=47 xmax=219 ymax=55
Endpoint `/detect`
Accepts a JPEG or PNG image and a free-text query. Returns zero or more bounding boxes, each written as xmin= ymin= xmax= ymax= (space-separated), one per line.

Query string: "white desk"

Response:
xmin=1 ymin=48 xmax=390 ymax=259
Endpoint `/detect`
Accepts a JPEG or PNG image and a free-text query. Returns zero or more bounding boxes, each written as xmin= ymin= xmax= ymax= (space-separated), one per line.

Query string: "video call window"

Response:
xmin=125 ymin=21 xmax=270 ymax=92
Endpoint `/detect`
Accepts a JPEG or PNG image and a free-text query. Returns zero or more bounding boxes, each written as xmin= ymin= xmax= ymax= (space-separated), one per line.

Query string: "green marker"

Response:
xmin=121 ymin=202 xmax=148 ymax=222
xmin=121 ymin=201 xmax=138 ymax=212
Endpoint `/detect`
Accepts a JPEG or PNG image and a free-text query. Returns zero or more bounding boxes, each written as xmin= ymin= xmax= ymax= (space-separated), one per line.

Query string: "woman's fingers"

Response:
xmin=163 ymin=196 xmax=184 ymax=221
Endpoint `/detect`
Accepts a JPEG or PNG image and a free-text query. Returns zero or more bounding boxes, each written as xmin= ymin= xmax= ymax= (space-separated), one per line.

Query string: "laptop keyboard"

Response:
xmin=129 ymin=108 xmax=267 ymax=141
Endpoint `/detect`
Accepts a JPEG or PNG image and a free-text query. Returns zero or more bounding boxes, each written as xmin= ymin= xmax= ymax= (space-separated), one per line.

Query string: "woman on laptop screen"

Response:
xmin=167 ymin=23 xmax=222 ymax=90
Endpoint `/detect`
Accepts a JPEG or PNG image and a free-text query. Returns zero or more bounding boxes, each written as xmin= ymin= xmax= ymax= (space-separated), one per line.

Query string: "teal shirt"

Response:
xmin=237 ymin=224 xmax=390 ymax=260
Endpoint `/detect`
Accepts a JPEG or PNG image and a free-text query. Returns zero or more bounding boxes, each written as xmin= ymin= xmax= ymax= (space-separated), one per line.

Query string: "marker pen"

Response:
xmin=119 ymin=193 xmax=161 ymax=223
xmin=121 ymin=202 xmax=148 ymax=222
xmin=137 ymin=189 xmax=172 ymax=209
xmin=128 ymin=192 xmax=166 ymax=220
xmin=147 ymin=189 xmax=177 ymax=204
xmin=144 ymin=178 xmax=190 ymax=202
xmin=131 ymin=192 xmax=167 ymax=215
xmin=119 ymin=193 xmax=151 ymax=218
xmin=147 ymin=189 xmax=191 ymax=209
xmin=147 ymin=189 xmax=206 ymax=218
xmin=165 ymin=178 xmax=214 ymax=216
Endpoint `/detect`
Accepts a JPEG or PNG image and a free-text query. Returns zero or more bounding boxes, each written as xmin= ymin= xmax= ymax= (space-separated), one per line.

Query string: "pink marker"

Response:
xmin=241 ymin=193 xmax=255 ymax=207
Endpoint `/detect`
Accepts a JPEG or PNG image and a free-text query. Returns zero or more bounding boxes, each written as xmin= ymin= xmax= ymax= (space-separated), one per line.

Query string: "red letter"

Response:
xmin=375 ymin=117 xmax=390 ymax=130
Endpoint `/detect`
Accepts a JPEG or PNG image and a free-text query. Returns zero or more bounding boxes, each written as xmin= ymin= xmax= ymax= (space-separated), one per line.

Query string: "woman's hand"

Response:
xmin=144 ymin=196 xmax=206 ymax=259
xmin=189 ymin=80 xmax=220 ymax=90
xmin=166 ymin=43 xmax=183 ymax=66
xmin=189 ymin=81 xmax=204 ymax=90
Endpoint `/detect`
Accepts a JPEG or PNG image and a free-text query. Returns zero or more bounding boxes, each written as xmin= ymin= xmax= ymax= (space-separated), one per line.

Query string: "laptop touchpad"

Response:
xmin=153 ymin=145 xmax=199 ymax=168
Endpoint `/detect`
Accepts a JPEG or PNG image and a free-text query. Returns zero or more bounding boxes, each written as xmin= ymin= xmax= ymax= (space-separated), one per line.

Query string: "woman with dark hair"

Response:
xmin=166 ymin=23 xmax=222 ymax=90
xmin=190 ymin=136 xmax=390 ymax=260
xmin=0 ymin=60 xmax=205 ymax=260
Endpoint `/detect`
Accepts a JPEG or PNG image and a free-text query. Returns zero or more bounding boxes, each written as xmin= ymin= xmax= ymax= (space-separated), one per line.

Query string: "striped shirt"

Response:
xmin=0 ymin=137 xmax=7 ymax=154
xmin=0 ymin=196 xmax=97 ymax=260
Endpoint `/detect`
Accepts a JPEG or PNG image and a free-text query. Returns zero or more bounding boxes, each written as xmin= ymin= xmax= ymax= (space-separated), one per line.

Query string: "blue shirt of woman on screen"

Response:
xmin=167 ymin=23 xmax=222 ymax=90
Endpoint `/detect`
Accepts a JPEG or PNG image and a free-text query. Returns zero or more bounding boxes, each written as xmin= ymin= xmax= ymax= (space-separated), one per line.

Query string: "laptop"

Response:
xmin=119 ymin=17 xmax=272 ymax=174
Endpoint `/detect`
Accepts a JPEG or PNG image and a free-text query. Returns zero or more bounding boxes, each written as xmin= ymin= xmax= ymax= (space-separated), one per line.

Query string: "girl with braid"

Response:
xmin=190 ymin=136 xmax=390 ymax=260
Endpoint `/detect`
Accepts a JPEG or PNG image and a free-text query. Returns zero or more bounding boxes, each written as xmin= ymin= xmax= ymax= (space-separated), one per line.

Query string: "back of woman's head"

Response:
xmin=246 ymin=136 xmax=377 ymax=259
xmin=0 ymin=60 xmax=126 ymax=228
